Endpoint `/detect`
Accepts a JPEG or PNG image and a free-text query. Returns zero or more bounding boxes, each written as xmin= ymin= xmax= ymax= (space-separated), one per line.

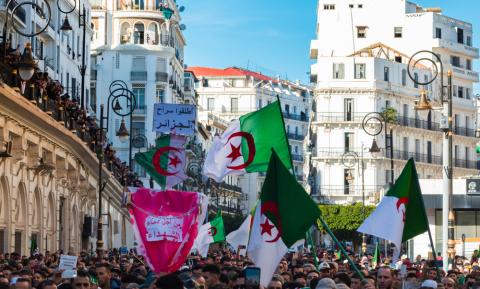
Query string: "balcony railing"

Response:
xmin=283 ymin=112 xmax=308 ymax=122
xmin=287 ymin=133 xmax=305 ymax=141
xmin=155 ymin=72 xmax=168 ymax=82
xmin=133 ymin=104 xmax=147 ymax=114
xmin=131 ymin=71 xmax=147 ymax=81
xmin=386 ymin=149 xmax=442 ymax=165
xmin=316 ymin=112 xmax=477 ymax=138
xmin=218 ymin=182 xmax=242 ymax=193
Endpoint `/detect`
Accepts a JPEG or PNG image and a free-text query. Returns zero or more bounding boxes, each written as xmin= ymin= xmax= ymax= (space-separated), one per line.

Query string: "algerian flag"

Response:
xmin=203 ymin=101 xmax=291 ymax=182
xmin=357 ymin=158 xmax=429 ymax=260
xmin=372 ymin=243 xmax=380 ymax=269
xmin=134 ymin=135 xmax=187 ymax=189
xmin=193 ymin=211 xmax=225 ymax=257
xmin=226 ymin=214 xmax=252 ymax=255
xmin=247 ymin=151 xmax=320 ymax=287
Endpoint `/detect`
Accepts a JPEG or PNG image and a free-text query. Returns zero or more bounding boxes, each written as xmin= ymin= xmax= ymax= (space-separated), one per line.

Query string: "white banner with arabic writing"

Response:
xmin=153 ymin=103 xmax=196 ymax=136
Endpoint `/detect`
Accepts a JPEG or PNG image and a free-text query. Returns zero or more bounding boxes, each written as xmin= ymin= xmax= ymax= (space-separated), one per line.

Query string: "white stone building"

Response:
xmin=189 ymin=66 xmax=311 ymax=210
xmin=309 ymin=0 xmax=479 ymax=205
xmin=0 ymin=0 xmax=93 ymax=107
xmin=89 ymin=0 xmax=187 ymax=182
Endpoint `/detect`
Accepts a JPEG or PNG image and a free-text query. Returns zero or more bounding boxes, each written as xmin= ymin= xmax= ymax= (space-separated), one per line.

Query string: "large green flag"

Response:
xmin=239 ymin=101 xmax=291 ymax=172
xmin=134 ymin=135 xmax=187 ymax=188
xmin=193 ymin=211 xmax=225 ymax=257
xmin=247 ymin=151 xmax=321 ymax=286
xmin=358 ymin=159 xmax=429 ymax=258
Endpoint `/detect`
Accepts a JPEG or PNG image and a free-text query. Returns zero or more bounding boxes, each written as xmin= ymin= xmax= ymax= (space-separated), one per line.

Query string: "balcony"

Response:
xmin=287 ymin=133 xmax=305 ymax=141
xmin=283 ymin=112 xmax=308 ymax=122
xmin=218 ymin=182 xmax=242 ymax=193
xmin=133 ymin=104 xmax=147 ymax=115
xmin=386 ymin=149 xmax=442 ymax=165
xmin=432 ymin=38 xmax=479 ymax=59
xmin=292 ymin=154 xmax=304 ymax=162
xmin=451 ymin=66 xmax=479 ymax=82
xmin=454 ymin=126 xmax=476 ymax=137
xmin=131 ymin=71 xmax=147 ymax=81
xmin=155 ymin=72 xmax=168 ymax=82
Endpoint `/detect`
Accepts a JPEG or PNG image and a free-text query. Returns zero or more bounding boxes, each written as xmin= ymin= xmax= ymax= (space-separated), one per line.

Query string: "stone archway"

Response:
xmin=0 ymin=177 xmax=10 ymax=253
xmin=30 ymin=188 xmax=42 ymax=253
xmin=14 ymin=183 xmax=27 ymax=254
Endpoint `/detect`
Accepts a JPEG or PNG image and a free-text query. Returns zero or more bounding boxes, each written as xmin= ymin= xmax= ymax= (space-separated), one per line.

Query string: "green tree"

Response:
xmin=381 ymin=107 xmax=398 ymax=124
xmin=319 ymin=203 xmax=375 ymax=246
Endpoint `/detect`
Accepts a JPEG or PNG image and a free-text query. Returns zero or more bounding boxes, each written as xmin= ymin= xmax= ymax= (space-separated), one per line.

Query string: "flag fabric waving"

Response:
xmin=357 ymin=158 xmax=429 ymax=260
xmin=203 ymin=101 xmax=291 ymax=182
xmin=372 ymin=243 xmax=380 ymax=269
xmin=134 ymin=135 xmax=187 ymax=189
xmin=128 ymin=188 xmax=208 ymax=274
xmin=226 ymin=214 xmax=252 ymax=255
xmin=193 ymin=211 xmax=225 ymax=257
xmin=247 ymin=151 xmax=321 ymax=287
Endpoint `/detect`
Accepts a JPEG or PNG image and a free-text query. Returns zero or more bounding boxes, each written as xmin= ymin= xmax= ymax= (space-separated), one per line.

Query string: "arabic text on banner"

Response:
xmin=153 ymin=103 xmax=196 ymax=136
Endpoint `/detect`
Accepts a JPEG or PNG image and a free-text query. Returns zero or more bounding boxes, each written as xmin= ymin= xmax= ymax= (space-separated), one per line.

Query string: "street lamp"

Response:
xmin=57 ymin=0 xmax=88 ymax=109
xmin=362 ymin=112 xmax=394 ymax=186
xmin=96 ymin=80 xmax=136 ymax=253
xmin=407 ymin=50 xmax=453 ymax=270
xmin=342 ymin=147 xmax=367 ymax=253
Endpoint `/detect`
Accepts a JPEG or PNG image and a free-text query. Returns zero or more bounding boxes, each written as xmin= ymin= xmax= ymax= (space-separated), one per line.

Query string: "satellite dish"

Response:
xmin=179 ymin=24 xmax=186 ymax=30
xmin=179 ymin=6 xmax=185 ymax=12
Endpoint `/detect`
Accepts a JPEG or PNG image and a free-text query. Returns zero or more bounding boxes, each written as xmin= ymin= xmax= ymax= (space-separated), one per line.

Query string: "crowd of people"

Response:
xmin=2 ymin=248 xmax=480 ymax=289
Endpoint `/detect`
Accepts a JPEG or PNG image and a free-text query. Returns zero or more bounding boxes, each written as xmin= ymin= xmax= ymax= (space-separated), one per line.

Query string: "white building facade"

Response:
xmin=309 ymin=0 xmax=479 ymax=205
xmin=0 ymin=0 xmax=93 ymax=107
xmin=190 ymin=66 xmax=311 ymax=210
xmin=89 ymin=0 xmax=187 ymax=181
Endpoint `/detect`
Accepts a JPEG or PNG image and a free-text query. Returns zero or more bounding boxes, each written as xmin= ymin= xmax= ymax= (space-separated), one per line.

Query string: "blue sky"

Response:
xmin=182 ymin=0 xmax=479 ymax=93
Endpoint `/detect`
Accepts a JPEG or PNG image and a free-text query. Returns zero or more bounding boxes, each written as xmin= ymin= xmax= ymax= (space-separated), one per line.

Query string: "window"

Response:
xmin=231 ymin=98 xmax=238 ymax=113
xmin=453 ymin=85 xmax=457 ymax=97
xmin=466 ymin=59 xmax=472 ymax=70
xmin=458 ymin=86 xmax=464 ymax=98
xmin=385 ymin=100 xmax=391 ymax=108
xmin=133 ymin=23 xmax=145 ymax=44
xmin=466 ymin=88 xmax=471 ymax=99
xmin=435 ymin=28 xmax=442 ymax=39
xmin=344 ymin=132 xmax=354 ymax=152
xmin=394 ymin=27 xmax=403 ymax=38
xmin=90 ymin=84 xmax=96 ymax=112
xmin=349 ymin=4 xmax=354 ymax=8
xmin=156 ymin=87 xmax=165 ymax=103
xmin=132 ymin=122 xmax=145 ymax=137
xmin=413 ymin=72 xmax=418 ymax=88
xmin=323 ymin=4 xmax=335 ymax=10
xmin=357 ymin=26 xmax=367 ymax=38
xmin=450 ymin=56 xmax=460 ymax=68
xmin=132 ymin=85 xmax=145 ymax=108
xmin=384 ymin=66 xmax=390 ymax=81
xmin=207 ymin=98 xmax=215 ymax=111
xmin=344 ymin=98 xmax=354 ymax=121
xmin=358 ymin=4 xmax=363 ymax=8
xmin=354 ymin=63 xmax=366 ymax=79
xmin=467 ymin=36 xmax=472 ymax=46
xmin=401 ymin=69 xmax=407 ymax=86
xmin=257 ymin=99 xmax=263 ymax=109
xmin=457 ymin=28 xmax=464 ymax=44
xmin=333 ymin=63 xmax=345 ymax=79
xmin=344 ymin=169 xmax=350 ymax=195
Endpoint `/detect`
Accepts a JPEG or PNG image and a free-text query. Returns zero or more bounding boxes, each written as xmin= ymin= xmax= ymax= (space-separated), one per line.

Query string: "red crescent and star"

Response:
xmin=260 ymin=201 xmax=282 ymax=243
xmin=208 ymin=226 xmax=218 ymax=237
xmin=225 ymin=131 xmax=256 ymax=170
xmin=396 ymin=197 xmax=409 ymax=223
xmin=152 ymin=146 xmax=182 ymax=176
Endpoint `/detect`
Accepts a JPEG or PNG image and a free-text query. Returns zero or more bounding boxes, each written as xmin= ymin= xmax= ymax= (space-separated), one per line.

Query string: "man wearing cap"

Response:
xmin=319 ymin=262 xmax=331 ymax=279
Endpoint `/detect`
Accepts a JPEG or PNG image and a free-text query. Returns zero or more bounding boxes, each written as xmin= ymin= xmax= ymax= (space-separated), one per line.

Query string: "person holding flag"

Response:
xmin=193 ymin=211 xmax=226 ymax=257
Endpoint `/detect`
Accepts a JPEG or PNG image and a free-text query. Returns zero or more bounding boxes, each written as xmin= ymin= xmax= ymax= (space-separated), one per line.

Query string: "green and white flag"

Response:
xmin=372 ymin=243 xmax=380 ymax=269
xmin=247 ymin=151 xmax=321 ymax=287
xmin=193 ymin=212 xmax=225 ymax=257
xmin=203 ymin=101 xmax=291 ymax=182
xmin=358 ymin=158 xmax=429 ymax=259
xmin=134 ymin=135 xmax=187 ymax=189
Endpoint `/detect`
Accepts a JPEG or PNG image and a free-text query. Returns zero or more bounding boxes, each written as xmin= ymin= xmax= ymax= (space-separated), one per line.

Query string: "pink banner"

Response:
xmin=129 ymin=188 xmax=207 ymax=274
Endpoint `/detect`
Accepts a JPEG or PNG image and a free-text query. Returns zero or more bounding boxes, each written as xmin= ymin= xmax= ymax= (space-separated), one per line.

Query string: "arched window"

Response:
xmin=147 ymin=22 xmax=159 ymax=45
xmin=134 ymin=23 xmax=145 ymax=44
xmin=120 ymin=22 xmax=131 ymax=44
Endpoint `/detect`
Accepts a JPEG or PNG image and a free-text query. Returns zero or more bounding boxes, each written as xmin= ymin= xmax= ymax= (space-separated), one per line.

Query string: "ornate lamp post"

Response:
xmin=407 ymin=50 xmax=453 ymax=270
xmin=96 ymin=80 xmax=136 ymax=253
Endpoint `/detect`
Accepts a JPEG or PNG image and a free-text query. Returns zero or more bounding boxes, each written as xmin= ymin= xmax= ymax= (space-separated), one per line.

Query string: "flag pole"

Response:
xmin=316 ymin=217 xmax=364 ymax=280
